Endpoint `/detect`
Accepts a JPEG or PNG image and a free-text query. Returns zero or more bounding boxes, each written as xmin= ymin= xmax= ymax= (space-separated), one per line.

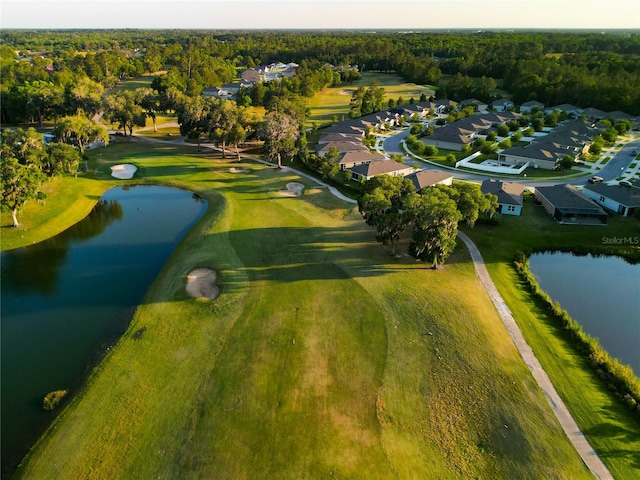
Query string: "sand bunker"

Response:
xmin=186 ymin=268 xmax=220 ymax=300
xmin=111 ymin=164 xmax=137 ymax=179
xmin=229 ymin=167 xmax=250 ymax=174
xmin=278 ymin=182 xmax=305 ymax=197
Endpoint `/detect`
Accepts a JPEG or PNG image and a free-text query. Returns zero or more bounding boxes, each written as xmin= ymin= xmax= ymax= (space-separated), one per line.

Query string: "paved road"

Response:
xmin=457 ymin=231 xmax=613 ymax=480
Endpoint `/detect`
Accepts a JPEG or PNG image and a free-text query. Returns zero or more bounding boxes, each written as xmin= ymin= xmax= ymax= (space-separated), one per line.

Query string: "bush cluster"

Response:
xmin=42 ymin=389 xmax=68 ymax=411
xmin=513 ymin=250 xmax=640 ymax=418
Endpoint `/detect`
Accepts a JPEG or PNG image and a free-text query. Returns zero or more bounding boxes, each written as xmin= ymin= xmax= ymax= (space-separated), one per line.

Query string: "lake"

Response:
xmin=1 ymin=185 xmax=207 ymax=476
xmin=529 ymin=252 xmax=640 ymax=374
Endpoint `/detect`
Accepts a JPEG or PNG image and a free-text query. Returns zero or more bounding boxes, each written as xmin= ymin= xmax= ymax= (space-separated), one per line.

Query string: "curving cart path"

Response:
xmin=457 ymin=231 xmax=613 ymax=480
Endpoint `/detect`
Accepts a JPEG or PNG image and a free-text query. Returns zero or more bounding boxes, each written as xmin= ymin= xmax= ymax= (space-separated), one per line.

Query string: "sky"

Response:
xmin=1 ymin=0 xmax=639 ymax=30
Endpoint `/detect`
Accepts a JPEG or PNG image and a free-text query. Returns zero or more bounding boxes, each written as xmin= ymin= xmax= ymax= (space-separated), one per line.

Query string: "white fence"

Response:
xmin=456 ymin=152 xmax=529 ymax=174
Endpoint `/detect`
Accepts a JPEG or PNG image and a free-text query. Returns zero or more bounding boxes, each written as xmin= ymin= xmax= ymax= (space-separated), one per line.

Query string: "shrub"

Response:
xmin=410 ymin=124 xmax=422 ymax=135
xmin=43 ymin=389 xmax=68 ymax=411
xmin=423 ymin=145 xmax=438 ymax=157
xmin=498 ymin=138 xmax=512 ymax=149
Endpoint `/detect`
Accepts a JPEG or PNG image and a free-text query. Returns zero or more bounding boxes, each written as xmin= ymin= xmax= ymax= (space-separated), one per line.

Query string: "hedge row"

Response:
xmin=514 ymin=250 xmax=640 ymax=419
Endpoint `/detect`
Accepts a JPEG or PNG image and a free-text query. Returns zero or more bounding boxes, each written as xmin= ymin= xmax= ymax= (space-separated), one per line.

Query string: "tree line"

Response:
xmin=3 ymin=30 xmax=639 ymax=120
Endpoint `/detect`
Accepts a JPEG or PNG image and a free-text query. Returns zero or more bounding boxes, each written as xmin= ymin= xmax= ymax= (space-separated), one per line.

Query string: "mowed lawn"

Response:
xmin=14 ymin=142 xmax=592 ymax=479
xmin=307 ymin=72 xmax=436 ymax=127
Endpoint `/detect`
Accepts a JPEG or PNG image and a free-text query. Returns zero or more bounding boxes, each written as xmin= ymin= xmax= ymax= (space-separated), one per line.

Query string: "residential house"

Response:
xmin=421 ymin=126 xmax=475 ymax=151
xmin=491 ymin=98 xmax=514 ymax=112
xmin=432 ymin=99 xmax=458 ymax=114
xmin=481 ymin=179 xmax=525 ymax=215
xmin=316 ymin=140 xmax=368 ymax=157
xmin=544 ymin=104 xmax=583 ymax=117
xmin=582 ymin=182 xmax=640 ymax=217
xmin=519 ymin=100 xmax=544 ymax=113
xmin=534 ymin=184 xmax=607 ymax=224
xmin=498 ymin=141 xmax=580 ymax=170
xmin=406 ymin=170 xmax=453 ymax=191
xmin=459 ymin=98 xmax=489 ymax=113
xmin=339 ymin=151 xmax=386 ymax=170
xmin=241 ymin=69 xmax=261 ymax=83
xmin=581 ymin=107 xmax=607 ymax=122
xmin=317 ymin=132 xmax=363 ymax=144
xmin=322 ymin=120 xmax=368 ymax=137
xmin=348 ymin=160 xmax=414 ymax=182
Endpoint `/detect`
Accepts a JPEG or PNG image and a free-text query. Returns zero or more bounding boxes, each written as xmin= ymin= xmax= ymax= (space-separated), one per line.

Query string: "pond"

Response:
xmin=1 ymin=185 xmax=207 ymax=476
xmin=529 ymin=252 xmax=640 ymax=374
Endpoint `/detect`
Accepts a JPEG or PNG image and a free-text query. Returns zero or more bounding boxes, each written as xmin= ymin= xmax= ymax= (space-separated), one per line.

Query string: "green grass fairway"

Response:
xmin=13 ymin=142 xmax=595 ymax=479
xmin=109 ymin=74 xmax=157 ymax=93
xmin=307 ymin=72 xmax=436 ymax=127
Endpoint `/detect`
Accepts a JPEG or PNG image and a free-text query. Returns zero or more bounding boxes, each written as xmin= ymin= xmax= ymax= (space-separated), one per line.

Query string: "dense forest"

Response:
xmin=1 ymin=29 xmax=640 ymax=123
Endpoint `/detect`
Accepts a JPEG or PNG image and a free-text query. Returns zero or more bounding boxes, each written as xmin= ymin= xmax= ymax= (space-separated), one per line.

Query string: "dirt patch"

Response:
xmin=186 ymin=268 xmax=220 ymax=300
xmin=229 ymin=167 xmax=250 ymax=174
xmin=278 ymin=182 xmax=305 ymax=197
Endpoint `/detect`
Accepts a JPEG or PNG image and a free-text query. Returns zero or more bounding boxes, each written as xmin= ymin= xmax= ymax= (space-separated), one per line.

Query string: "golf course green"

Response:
xmin=3 ymin=139 xmax=638 ymax=479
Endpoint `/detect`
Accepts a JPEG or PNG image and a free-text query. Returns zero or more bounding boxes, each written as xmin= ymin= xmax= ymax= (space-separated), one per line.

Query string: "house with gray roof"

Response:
xmin=545 ymin=104 xmax=583 ymax=117
xmin=481 ymin=179 xmax=525 ymax=215
xmin=519 ymin=100 xmax=545 ymax=113
xmin=459 ymin=98 xmax=488 ymax=113
xmin=406 ymin=170 xmax=453 ymax=191
xmin=421 ymin=127 xmax=476 ymax=151
xmin=581 ymin=107 xmax=607 ymax=122
xmin=582 ymin=182 xmax=640 ymax=217
xmin=498 ymin=141 xmax=580 ymax=170
xmin=534 ymin=184 xmax=607 ymax=224
xmin=348 ymin=160 xmax=414 ymax=182
xmin=491 ymin=98 xmax=514 ymax=112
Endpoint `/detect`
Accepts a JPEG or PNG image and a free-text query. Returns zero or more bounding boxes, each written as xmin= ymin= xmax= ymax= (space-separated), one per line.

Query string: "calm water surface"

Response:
xmin=1 ymin=185 xmax=206 ymax=476
xmin=529 ymin=252 xmax=640 ymax=374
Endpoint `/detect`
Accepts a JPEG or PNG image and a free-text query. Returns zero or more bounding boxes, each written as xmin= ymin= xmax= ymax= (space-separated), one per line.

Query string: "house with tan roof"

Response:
xmin=338 ymin=151 xmax=386 ymax=170
xmin=316 ymin=140 xmax=368 ymax=157
xmin=348 ymin=160 xmax=414 ymax=182
xmin=406 ymin=170 xmax=454 ymax=191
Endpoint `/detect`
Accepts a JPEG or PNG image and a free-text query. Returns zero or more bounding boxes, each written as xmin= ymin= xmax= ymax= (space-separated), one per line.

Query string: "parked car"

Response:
xmin=588 ymin=176 xmax=603 ymax=184
xmin=619 ymin=180 xmax=632 ymax=187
